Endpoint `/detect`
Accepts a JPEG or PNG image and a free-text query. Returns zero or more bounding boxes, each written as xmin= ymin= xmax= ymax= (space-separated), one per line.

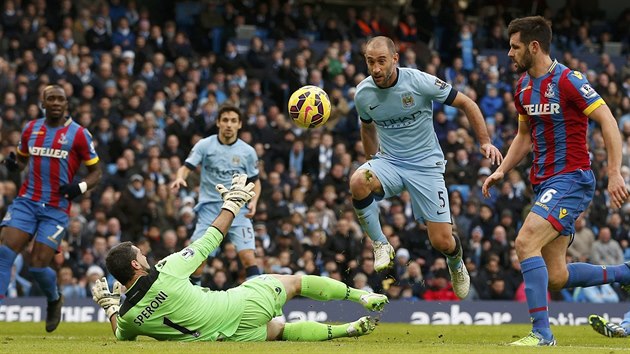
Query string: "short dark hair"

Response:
xmin=507 ymin=16 xmax=552 ymax=54
xmin=217 ymin=105 xmax=242 ymax=122
xmin=105 ymin=241 xmax=137 ymax=285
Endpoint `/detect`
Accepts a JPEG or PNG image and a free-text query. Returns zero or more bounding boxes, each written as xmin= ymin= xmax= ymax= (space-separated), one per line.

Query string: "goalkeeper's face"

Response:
xmin=132 ymin=246 xmax=151 ymax=273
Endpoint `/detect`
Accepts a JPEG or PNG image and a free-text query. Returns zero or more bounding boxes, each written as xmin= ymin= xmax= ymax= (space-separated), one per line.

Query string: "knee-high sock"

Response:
xmin=300 ymin=275 xmax=366 ymax=302
xmin=353 ymin=194 xmax=387 ymax=243
xmin=565 ymin=262 xmax=630 ymax=288
xmin=443 ymin=235 xmax=463 ymax=270
xmin=29 ymin=267 xmax=59 ymax=302
xmin=282 ymin=321 xmax=351 ymax=341
xmin=521 ymin=256 xmax=552 ymax=339
xmin=0 ymin=246 xmax=18 ymax=302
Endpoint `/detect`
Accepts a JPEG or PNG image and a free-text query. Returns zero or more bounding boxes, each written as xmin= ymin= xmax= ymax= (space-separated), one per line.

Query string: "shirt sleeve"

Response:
xmin=561 ymin=70 xmax=605 ymax=116
xmin=414 ymin=70 xmax=453 ymax=104
xmin=155 ymin=226 xmax=224 ymax=279
xmin=245 ymin=146 xmax=259 ymax=177
xmin=115 ymin=318 xmax=138 ymax=341
xmin=184 ymin=140 xmax=205 ymax=169
xmin=17 ymin=122 xmax=34 ymax=157
xmin=75 ymin=127 xmax=99 ymax=166
xmin=354 ymin=87 xmax=373 ymax=123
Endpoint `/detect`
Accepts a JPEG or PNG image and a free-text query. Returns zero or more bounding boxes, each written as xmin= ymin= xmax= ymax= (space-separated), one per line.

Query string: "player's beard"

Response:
xmin=373 ymin=64 xmax=395 ymax=88
xmin=514 ymin=50 xmax=533 ymax=74
xmin=220 ymin=130 xmax=237 ymax=144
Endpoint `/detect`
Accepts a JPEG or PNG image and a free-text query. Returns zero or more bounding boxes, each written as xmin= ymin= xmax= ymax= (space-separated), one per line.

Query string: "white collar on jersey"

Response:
xmin=547 ymin=59 xmax=558 ymax=73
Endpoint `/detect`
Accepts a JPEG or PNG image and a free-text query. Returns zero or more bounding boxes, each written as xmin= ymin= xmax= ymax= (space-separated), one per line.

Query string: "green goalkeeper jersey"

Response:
xmin=114 ymin=226 xmax=246 ymax=341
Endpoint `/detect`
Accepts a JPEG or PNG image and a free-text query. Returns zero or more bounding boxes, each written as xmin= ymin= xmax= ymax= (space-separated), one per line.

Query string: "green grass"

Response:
xmin=1 ymin=322 xmax=630 ymax=353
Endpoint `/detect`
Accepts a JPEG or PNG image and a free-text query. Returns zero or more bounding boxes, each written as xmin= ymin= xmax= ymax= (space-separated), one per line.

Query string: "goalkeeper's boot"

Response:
xmin=509 ymin=331 xmax=556 ymax=346
xmin=359 ymin=293 xmax=389 ymax=312
xmin=373 ymin=242 xmax=394 ymax=272
xmin=346 ymin=316 xmax=377 ymax=337
xmin=448 ymin=262 xmax=470 ymax=299
xmin=46 ymin=292 xmax=64 ymax=332
xmin=589 ymin=315 xmax=628 ymax=338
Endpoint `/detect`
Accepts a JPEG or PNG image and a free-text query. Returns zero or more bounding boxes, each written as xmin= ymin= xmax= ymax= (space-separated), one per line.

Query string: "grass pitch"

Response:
xmin=1 ymin=322 xmax=629 ymax=353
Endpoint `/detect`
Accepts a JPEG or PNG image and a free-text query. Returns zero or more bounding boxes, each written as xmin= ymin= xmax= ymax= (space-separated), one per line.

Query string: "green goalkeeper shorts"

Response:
xmin=225 ymin=275 xmax=287 ymax=342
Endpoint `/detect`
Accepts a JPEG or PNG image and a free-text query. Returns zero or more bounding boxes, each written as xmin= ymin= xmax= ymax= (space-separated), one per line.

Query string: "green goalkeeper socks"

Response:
xmin=282 ymin=321 xmax=349 ymax=341
xmin=300 ymin=275 xmax=366 ymax=302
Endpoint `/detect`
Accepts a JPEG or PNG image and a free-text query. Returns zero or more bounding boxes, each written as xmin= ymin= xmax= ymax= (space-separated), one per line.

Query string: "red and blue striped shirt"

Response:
xmin=514 ymin=60 xmax=605 ymax=185
xmin=16 ymin=118 xmax=99 ymax=213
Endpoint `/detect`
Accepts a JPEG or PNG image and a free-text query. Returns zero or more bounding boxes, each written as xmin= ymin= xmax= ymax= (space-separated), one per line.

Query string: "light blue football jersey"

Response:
xmin=184 ymin=136 xmax=259 ymax=204
xmin=355 ymin=67 xmax=456 ymax=171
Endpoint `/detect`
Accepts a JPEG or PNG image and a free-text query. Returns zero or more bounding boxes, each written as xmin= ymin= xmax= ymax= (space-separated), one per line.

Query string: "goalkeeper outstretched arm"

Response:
xmin=157 ymin=174 xmax=256 ymax=278
xmin=95 ymin=174 xmax=256 ymax=336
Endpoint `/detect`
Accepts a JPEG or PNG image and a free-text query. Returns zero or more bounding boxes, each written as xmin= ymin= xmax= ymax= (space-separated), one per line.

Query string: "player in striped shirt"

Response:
xmin=482 ymin=16 xmax=629 ymax=346
xmin=0 ymin=85 xmax=102 ymax=332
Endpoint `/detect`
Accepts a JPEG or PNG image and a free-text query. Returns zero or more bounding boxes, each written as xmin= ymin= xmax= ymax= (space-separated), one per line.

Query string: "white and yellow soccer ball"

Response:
xmin=287 ymin=85 xmax=331 ymax=129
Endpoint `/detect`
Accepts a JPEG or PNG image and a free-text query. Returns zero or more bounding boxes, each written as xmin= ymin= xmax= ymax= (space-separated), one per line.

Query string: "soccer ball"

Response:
xmin=288 ymin=85 xmax=331 ymax=129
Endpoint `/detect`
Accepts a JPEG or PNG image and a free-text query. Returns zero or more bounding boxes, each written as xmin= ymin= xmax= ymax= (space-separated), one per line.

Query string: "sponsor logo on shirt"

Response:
xmin=29 ymin=146 xmax=68 ymax=159
xmin=522 ymin=103 xmax=560 ymax=115
xmin=373 ymin=110 xmax=423 ymax=129
xmin=516 ymin=85 xmax=532 ymax=96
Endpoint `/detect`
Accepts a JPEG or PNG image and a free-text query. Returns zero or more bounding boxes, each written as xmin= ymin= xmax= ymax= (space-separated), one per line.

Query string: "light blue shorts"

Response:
xmin=358 ymin=158 xmax=451 ymax=223
xmin=191 ymin=202 xmax=255 ymax=254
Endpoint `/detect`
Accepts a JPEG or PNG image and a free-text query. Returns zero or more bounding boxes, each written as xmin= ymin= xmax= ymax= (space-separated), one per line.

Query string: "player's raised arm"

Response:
xmin=157 ymin=174 xmax=256 ymax=278
xmin=482 ymin=117 xmax=532 ymax=198
xmin=588 ymin=104 xmax=629 ymax=208
xmin=449 ymin=91 xmax=503 ymax=165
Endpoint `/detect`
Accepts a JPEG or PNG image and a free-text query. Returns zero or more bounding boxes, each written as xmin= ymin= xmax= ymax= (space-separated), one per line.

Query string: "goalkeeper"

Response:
xmin=93 ymin=174 xmax=388 ymax=342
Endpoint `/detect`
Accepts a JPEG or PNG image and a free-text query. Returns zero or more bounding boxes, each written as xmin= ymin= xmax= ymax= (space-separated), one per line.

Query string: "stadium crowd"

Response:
xmin=1 ymin=0 xmax=630 ymax=303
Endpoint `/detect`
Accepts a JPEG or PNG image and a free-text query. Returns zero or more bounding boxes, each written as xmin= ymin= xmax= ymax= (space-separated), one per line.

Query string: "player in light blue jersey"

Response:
xmin=171 ymin=106 xmax=262 ymax=282
xmin=351 ymin=36 xmax=503 ymax=299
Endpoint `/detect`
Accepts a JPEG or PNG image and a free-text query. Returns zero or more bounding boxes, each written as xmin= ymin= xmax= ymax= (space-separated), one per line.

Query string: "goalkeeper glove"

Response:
xmin=92 ymin=277 xmax=122 ymax=319
xmin=215 ymin=174 xmax=255 ymax=217
xmin=59 ymin=181 xmax=88 ymax=200
xmin=2 ymin=152 xmax=18 ymax=172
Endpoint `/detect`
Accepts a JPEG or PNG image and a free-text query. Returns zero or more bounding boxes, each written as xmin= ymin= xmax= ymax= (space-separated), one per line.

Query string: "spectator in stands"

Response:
xmin=591 ymin=227 xmax=625 ymax=265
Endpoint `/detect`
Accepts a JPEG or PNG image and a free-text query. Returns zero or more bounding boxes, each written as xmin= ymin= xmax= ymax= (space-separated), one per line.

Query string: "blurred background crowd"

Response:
xmin=1 ymin=0 xmax=630 ymax=304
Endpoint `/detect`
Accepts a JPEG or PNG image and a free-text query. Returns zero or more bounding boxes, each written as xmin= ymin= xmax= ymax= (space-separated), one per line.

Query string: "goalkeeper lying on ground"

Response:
xmin=92 ymin=174 xmax=388 ymax=341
